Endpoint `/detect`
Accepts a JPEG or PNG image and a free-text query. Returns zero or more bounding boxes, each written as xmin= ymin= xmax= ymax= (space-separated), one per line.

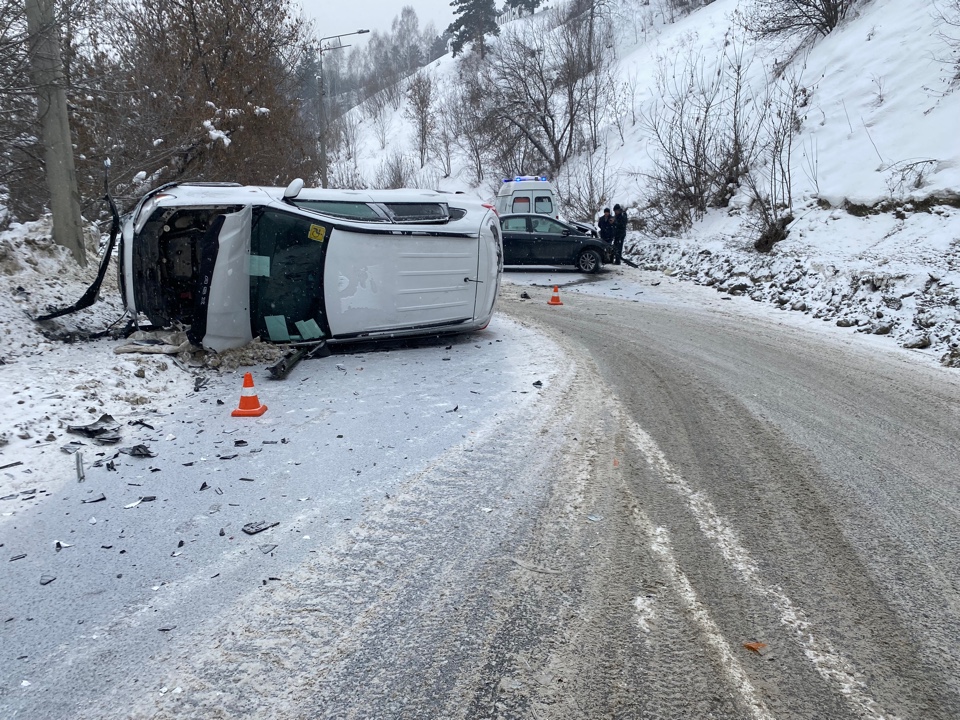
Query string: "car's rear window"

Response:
xmin=383 ymin=203 xmax=449 ymax=223
xmin=534 ymin=195 xmax=553 ymax=213
xmin=512 ymin=197 xmax=530 ymax=213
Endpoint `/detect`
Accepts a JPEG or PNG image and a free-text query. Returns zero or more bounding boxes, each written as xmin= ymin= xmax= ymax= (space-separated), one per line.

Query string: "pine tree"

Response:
xmin=446 ymin=0 xmax=499 ymax=58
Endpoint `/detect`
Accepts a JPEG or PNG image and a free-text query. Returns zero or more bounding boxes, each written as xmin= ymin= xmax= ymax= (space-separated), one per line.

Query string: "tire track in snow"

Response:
xmin=629 ymin=422 xmax=899 ymax=720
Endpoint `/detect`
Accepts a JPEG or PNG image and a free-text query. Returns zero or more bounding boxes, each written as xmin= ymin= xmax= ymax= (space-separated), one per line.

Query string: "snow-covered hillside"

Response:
xmin=336 ymin=0 xmax=960 ymax=361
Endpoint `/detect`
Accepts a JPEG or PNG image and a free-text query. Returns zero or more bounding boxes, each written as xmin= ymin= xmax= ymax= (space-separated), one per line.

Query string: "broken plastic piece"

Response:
xmin=10 ymin=554 xmax=26 ymax=561
xmin=158 ymin=626 xmax=176 ymax=632
xmin=61 ymin=441 xmax=86 ymax=454
xmin=743 ymin=642 xmax=767 ymax=653
xmin=66 ymin=414 xmax=121 ymax=440
xmin=260 ymin=544 xmax=277 ymax=554
xmin=40 ymin=575 xmax=56 ymax=585
xmin=199 ymin=482 xmax=209 ymax=491
xmin=242 ymin=521 xmax=279 ymax=535
xmin=119 ymin=445 xmax=156 ymax=458
xmin=54 ymin=541 xmax=72 ymax=551
xmin=239 ymin=477 xmax=255 ymax=482
xmin=81 ymin=493 xmax=106 ymax=504
xmin=124 ymin=499 xmax=142 ymax=509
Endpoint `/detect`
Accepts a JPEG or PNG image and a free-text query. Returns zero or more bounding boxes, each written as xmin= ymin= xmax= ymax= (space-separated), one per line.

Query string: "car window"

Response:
xmin=502 ymin=216 xmax=529 ymax=232
xmin=292 ymin=200 xmax=383 ymax=221
xmin=532 ymin=218 xmax=566 ymax=234
xmin=512 ymin=196 xmax=530 ymax=213
xmin=383 ymin=203 xmax=448 ymax=223
xmin=534 ymin=195 xmax=553 ymax=213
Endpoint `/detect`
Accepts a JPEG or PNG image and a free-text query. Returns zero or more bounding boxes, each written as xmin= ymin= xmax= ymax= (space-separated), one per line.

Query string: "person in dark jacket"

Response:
xmin=612 ymin=204 xmax=627 ymax=265
xmin=598 ymin=207 xmax=614 ymax=244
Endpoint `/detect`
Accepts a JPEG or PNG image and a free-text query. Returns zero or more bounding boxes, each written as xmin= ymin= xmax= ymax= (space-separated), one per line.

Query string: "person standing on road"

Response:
xmin=612 ymin=204 xmax=627 ymax=265
xmin=598 ymin=207 xmax=614 ymax=244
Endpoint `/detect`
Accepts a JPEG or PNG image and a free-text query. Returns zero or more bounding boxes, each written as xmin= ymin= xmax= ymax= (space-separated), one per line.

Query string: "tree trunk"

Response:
xmin=25 ymin=0 xmax=86 ymax=266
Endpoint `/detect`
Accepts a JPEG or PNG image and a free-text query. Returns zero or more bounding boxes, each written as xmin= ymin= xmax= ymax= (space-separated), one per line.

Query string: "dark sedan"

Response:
xmin=500 ymin=214 xmax=614 ymax=273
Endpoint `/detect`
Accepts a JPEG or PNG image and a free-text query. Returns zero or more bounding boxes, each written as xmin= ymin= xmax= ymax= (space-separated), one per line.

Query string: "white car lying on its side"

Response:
xmin=119 ymin=180 xmax=503 ymax=351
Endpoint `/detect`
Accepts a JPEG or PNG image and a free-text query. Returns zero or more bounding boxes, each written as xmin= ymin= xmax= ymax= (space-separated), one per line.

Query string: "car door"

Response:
xmin=199 ymin=205 xmax=255 ymax=351
xmin=501 ymin=215 xmax=534 ymax=263
xmin=529 ymin=217 xmax=575 ymax=263
xmin=323 ymin=229 xmax=481 ymax=336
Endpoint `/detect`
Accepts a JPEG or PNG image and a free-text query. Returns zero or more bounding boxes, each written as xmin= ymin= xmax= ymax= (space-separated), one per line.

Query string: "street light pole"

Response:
xmin=317 ymin=29 xmax=369 ymax=189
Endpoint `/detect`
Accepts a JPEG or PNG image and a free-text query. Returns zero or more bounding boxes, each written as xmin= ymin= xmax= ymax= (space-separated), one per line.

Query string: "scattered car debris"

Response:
xmin=119 ymin=445 xmax=156 ymax=458
xmin=219 ymin=528 xmax=225 ymax=537
xmin=532 ymin=380 xmax=543 ymax=388
xmin=158 ymin=626 xmax=176 ymax=632
xmin=88 ymin=517 xmax=97 ymax=525
xmin=81 ymin=493 xmax=106 ymax=504
xmin=445 ymin=405 xmax=459 ymax=413
xmin=520 ymin=291 xmax=531 ymax=299
xmin=129 ymin=419 xmax=156 ymax=430
xmin=242 ymin=521 xmax=279 ymax=535
xmin=194 ymin=377 xmax=209 ymax=392
xmin=1 ymin=494 xmax=17 ymax=501
xmin=10 ymin=554 xmax=26 ymax=561
xmin=219 ymin=454 xmax=238 ymax=460
xmin=743 ymin=641 xmax=768 ymax=653
xmin=124 ymin=499 xmax=141 ymax=509
xmin=40 ymin=575 xmax=56 ymax=585
xmin=587 ymin=515 xmax=603 ymax=522
xmin=76 ymin=452 xmax=85 ymax=482
xmin=259 ymin=544 xmax=278 ymax=554
xmin=239 ymin=477 xmax=255 ymax=482
xmin=60 ymin=441 xmax=86 ymax=454
xmin=54 ymin=541 xmax=72 ymax=551
xmin=234 ymin=440 xmax=248 ymax=447
xmin=199 ymin=482 xmax=209 ymax=491
xmin=0 ymin=461 xmax=23 ymax=470
xmin=66 ymin=414 xmax=122 ymax=444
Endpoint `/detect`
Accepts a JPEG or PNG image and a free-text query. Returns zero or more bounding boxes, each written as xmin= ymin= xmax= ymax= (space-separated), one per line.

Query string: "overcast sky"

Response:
xmin=298 ymin=0 xmax=455 ymax=39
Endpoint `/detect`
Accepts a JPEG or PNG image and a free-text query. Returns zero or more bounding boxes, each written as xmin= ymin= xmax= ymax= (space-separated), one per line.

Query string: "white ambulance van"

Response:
xmin=494 ymin=176 xmax=558 ymax=218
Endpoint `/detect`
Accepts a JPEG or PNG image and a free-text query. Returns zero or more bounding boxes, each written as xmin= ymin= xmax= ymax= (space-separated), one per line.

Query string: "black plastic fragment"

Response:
xmin=259 ymin=544 xmax=278 ymax=554
xmin=81 ymin=493 xmax=106 ymax=504
xmin=199 ymin=482 xmax=209 ymax=491
xmin=40 ymin=575 xmax=56 ymax=586
xmin=242 ymin=521 xmax=279 ymax=535
xmin=10 ymin=554 xmax=26 ymax=561
xmin=119 ymin=445 xmax=156 ymax=458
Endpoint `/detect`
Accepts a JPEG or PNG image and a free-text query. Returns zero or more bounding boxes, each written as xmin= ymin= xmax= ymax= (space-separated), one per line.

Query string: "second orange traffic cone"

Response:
xmin=547 ymin=285 xmax=563 ymax=306
xmin=231 ymin=372 xmax=267 ymax=417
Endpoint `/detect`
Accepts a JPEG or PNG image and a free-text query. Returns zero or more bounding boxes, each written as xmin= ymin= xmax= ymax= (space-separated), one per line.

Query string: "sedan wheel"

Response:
xmin=577 ymin=249 xmax=601 ymax=273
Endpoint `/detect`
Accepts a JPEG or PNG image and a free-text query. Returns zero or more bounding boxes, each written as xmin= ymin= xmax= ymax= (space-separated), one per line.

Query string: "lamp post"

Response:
xmin=318 ymin=29 xmax=369 ymax=189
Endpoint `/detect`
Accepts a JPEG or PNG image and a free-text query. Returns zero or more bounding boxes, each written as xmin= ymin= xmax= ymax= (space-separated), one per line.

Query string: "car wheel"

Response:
xmin=577 ymin=249 xmax=602 ymax=273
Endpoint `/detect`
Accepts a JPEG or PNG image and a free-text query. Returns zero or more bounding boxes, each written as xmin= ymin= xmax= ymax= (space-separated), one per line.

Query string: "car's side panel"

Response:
xmin=324 ymin=230 xmax=481 ymax=336
xmin=202 ymin=206 xmax=254 ymax=351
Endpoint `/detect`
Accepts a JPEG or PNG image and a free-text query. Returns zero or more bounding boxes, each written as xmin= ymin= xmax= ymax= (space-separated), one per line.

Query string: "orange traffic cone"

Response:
xmin=547 ymin=285 xmax=563 ymax=306
xmin=231 ymin=372 xmax=267 ymax=417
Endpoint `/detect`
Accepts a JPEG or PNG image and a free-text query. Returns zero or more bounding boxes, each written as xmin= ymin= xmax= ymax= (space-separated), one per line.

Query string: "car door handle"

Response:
xmin=464 ymin=277 xmax=483 ymax=283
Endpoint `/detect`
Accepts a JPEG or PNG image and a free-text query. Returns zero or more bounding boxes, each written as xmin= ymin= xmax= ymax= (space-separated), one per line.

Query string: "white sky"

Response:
xmin=298 ymin=0 xmax=456 ymax=39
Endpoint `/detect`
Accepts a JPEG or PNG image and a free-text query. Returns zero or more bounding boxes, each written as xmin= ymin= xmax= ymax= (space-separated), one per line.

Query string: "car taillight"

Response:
xmin=483 ymin=203 xmax=498 ymax=216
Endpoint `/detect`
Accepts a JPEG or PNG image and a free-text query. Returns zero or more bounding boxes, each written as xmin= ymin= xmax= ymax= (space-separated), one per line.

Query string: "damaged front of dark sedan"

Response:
xmin=119 ymin=181 xmax=503 ymax=351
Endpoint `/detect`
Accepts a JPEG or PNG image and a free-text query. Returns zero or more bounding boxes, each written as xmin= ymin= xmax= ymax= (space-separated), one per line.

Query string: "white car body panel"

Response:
xmin=325 ymin=229 xmax=480 ymax=336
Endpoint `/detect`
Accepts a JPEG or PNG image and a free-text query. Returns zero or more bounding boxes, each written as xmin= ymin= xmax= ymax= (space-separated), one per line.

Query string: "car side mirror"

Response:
xmin=562 ymin=229 xmax=571 ymax=236
xmin=283 ymin=178 xmax=304 ymax=200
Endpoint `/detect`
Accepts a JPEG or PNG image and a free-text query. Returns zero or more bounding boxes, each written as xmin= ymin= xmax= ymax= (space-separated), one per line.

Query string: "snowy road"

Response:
xmin=3 ymin=272 xmax=960 ymax=718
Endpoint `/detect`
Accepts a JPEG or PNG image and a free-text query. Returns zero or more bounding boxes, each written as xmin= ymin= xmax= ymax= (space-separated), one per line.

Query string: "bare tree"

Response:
xmin=404 ymin=71 xmax=435 ymax=168
xmin=742 ymin=0 xmax=858 ymax=42
xmin=483 ymin=17 xmax=596 ymax=175
xmin=639 ymin=41 xmax=764 ymax=234
xmin=556 ymin=145 xmax=620 ymax=220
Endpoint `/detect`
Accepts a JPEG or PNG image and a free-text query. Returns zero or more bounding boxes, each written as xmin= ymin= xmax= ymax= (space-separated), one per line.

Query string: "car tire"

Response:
xmin=577 ymin=249 xmax=602 ymax=273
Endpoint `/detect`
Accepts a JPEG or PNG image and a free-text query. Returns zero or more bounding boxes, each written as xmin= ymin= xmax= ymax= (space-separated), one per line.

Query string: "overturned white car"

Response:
xmin=119 ymin=181 xmax=503 ymax=351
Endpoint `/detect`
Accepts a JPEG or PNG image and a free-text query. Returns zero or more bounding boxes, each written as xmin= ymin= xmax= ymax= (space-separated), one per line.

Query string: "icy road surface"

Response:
xmin=2 ymin=268 xmax=960 ymax=718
